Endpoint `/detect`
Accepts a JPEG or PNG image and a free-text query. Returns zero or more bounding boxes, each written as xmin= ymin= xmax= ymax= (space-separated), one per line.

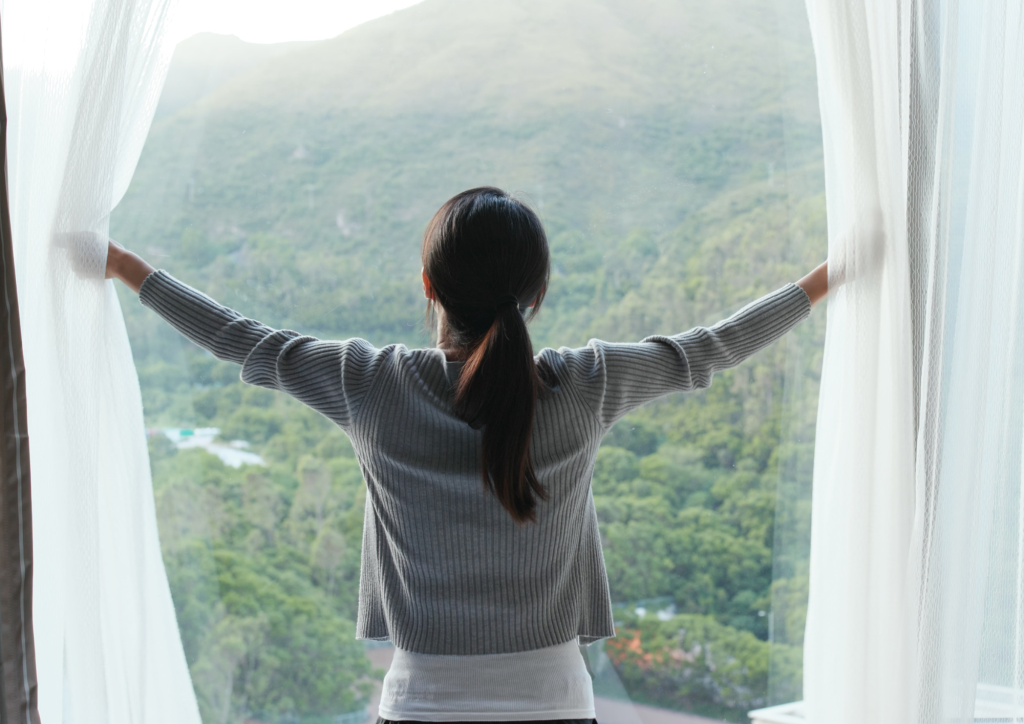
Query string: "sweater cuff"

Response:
xmin=138 ymin=270 xmax=270 ymax=364
xmin=774 ymin=282 xmax=812 ymax=325
xmin=709 ymin=282 xmax=812 ymax=356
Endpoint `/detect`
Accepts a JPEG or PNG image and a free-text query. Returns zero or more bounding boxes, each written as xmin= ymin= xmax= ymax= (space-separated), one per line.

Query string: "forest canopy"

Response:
xmin=112 ymin=0 xmax=825 ymax=721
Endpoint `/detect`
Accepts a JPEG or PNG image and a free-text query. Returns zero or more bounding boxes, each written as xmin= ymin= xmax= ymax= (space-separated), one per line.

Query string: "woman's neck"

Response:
xmin=435 ymin=313 xmax=470 ymax=362
xmin=438 ymin=347 xmax=469 ymax=362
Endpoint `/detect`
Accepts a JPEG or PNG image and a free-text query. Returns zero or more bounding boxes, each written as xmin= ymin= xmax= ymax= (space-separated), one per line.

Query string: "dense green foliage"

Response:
xmin=149 ymin=409 xmax=373 ymax=722
xmin=112 ymin=0 xmax=824 ymax=721
xmin=601 ymin=611 xmax=802 ymax=720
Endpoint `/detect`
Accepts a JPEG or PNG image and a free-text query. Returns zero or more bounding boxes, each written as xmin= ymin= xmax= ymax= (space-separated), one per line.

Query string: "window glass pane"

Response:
xmin=112 ymin=1 xmax=825 ymax=721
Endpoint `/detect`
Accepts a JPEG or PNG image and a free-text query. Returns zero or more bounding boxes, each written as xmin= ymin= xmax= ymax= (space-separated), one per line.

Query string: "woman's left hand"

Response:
xmin=106 ymin=239 xmax=155 ymax=293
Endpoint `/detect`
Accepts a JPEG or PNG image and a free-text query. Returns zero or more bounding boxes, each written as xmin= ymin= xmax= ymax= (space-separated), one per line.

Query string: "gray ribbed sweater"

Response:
xmin=139 ymin=271 xmax=810 ymax=655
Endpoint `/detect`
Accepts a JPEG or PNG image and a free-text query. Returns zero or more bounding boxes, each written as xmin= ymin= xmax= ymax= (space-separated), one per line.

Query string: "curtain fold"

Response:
xmin=801 ymin=1 xmax=916 ymax=722
xmin=909 ymin=2 xmax=1024 ymax=720
xmin=2 ymin=0 xmax=200 ymax=721
xmin=803 ymin=0 xmax=1024 ymax=721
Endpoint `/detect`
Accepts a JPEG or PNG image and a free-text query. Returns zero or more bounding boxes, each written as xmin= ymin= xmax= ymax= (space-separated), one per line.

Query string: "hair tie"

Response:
xmin=495 ymin=294 xmax=520 ymax=309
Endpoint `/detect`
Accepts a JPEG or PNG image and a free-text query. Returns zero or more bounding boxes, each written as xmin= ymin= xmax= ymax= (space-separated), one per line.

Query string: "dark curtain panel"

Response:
xmin=0 ymin=17 xmax=40 ymax=724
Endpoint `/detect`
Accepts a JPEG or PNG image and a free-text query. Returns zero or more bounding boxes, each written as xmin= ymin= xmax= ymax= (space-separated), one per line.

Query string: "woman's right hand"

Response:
xmin=796 ymin=261 xmax=829 ymax=307
xmin=828 ymin=212 xmax=887 ymax=289
xmin=106 ymin=239 xmax=155 ymax=293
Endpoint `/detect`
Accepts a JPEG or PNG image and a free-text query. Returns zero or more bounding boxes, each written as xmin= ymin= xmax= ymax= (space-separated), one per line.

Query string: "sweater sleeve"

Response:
xmin=138 ymin=270 xmax=384 ymax=429
xmin=555 ymin=283 xmax=812 ymax=430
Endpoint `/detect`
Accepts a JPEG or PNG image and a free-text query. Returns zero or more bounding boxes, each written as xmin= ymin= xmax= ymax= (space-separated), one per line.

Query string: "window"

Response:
xmin=111 ymin=1 xmax=825 ymax=721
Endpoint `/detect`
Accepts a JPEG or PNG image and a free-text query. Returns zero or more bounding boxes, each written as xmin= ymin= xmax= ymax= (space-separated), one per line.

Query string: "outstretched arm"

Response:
xmin=105 ymin=239 xmax=274 ymax=366
xmin=103 ymin=239 xmax=383 ymax=430
xmin=558 ymin=260 xmax=828 ymax=429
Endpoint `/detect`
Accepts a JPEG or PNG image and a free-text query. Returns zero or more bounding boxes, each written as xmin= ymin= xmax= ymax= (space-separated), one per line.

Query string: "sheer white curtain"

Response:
xmin=802 ymin=1 xmax=916 ymax=722
xmin=910 ymin=2 xmax=1024 ymax=721
xmin=803 ymin=0 xmax=1024 ymax=722
xmin=2 ymin=0 xmax=200 ymax=721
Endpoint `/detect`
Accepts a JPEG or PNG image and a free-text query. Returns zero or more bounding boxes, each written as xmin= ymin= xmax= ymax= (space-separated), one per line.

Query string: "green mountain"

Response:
xmin=155 ymin=33 xmax=316 ymax=119
xmin=114 ymin=0 xmax=822 ymax=348
xmin=112 ymin=0 xmax=826 ymax=720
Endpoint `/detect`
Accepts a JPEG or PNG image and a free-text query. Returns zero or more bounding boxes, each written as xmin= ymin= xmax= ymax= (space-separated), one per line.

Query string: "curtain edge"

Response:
xmin=0 ymin=16 xmax=41 ymax=724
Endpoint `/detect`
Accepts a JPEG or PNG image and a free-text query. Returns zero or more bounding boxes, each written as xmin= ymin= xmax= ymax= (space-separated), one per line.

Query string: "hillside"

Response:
xmin=155 ymin=34 xmax=315 ymax=118
xmin=113 ymin=0 xmax=821 ymax=348
xmin=111 ymin=0 xmax=826 ymax=720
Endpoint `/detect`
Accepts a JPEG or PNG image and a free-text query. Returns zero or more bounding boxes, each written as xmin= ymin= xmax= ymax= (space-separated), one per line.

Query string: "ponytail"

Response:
xmin=455 ymin=301 xmax=547 ymax=524
xmin=421 ymin=187 xmax=551 ymax=524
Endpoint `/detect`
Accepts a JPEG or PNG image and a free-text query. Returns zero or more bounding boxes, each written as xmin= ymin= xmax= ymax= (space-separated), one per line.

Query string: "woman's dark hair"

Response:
xmin=422 ymin=187 xmax=550 ymax=524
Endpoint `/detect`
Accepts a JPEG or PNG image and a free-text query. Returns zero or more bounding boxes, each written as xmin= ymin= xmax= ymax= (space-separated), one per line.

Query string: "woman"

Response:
xmin=107 ymin=186 xmax=828 ymax=723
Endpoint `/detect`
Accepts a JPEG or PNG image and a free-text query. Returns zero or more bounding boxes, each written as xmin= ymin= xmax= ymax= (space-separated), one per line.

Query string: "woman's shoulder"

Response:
xmin=535 ymin=338 xmax=666 ymax=398
xmin=534 ymin=341 xmax=613 ymax=391
xmin=535 ymin=340 xmax=614 ymax=372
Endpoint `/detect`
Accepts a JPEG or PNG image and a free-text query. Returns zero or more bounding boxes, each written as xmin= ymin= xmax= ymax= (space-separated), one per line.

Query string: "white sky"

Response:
xmin=170 ymin=0 xmax=426 ymax=44
xmin=0 ymin=0 xmax=425 ymax=74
